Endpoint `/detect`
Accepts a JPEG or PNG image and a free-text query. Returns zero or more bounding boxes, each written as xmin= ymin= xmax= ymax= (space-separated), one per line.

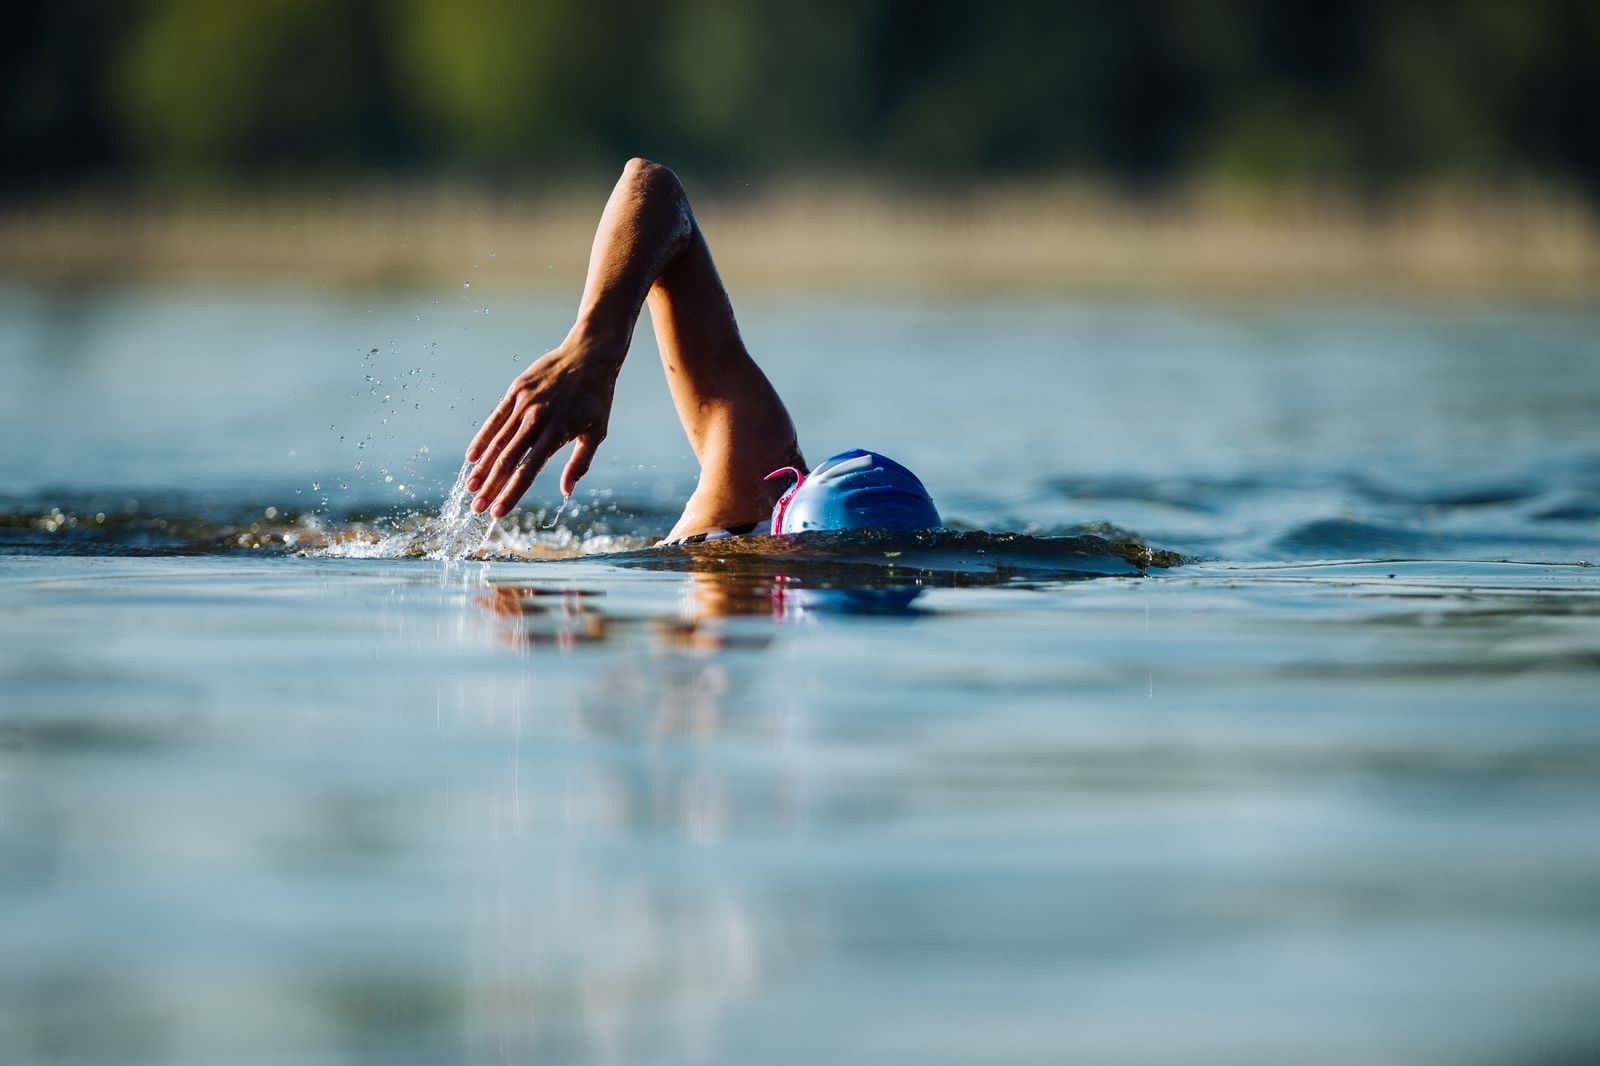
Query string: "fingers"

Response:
xmin=471 ymin=409 xmax=540 ymax=511
xmin=487 ymin=423 xmax=563 ymax=518
xmin=467 ymin=401 xmax=536 ymax=494
xmin=471 ymin=427 xmax=599 ymax=518
xmin=560 ymin=433 xmax=603 ymax=496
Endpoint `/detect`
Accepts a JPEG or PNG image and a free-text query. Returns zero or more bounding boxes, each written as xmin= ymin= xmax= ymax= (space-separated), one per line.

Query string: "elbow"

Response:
xmin=621 ymin=156 xmax=692 ymax=239
xmin=623 ymin=158 xmax=691 ymax=215
xmin=622 ymin=156 xmax=682 ymax=197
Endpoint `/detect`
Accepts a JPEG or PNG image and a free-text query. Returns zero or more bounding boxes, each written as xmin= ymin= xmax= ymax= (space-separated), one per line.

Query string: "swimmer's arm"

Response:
xmin=466 ymin=157 xmax=695 ymax=515
xmin=645 ymin=184 xmax=804 ymax=542
xmin=467 ymin=158 xmax=801 ymax=533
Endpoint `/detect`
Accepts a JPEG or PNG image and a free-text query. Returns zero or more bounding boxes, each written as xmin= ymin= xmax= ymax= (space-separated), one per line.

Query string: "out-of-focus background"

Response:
xmin=4 ymin=0 xmax=1598 ymax=298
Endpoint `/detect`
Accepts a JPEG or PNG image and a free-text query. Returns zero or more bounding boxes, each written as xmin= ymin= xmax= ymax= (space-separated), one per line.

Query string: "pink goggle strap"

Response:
xmin=765 ymin=466 xmax=806 ymax=533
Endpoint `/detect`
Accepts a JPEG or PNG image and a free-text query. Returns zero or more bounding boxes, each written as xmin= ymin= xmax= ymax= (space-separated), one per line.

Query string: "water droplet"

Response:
xmin=264 ymin=506 xmax=279 ymax=519
xmin=543 ymin=494 xmax=571 ymax=529
xmin=463 ymin=282 xmax=471 ymax=289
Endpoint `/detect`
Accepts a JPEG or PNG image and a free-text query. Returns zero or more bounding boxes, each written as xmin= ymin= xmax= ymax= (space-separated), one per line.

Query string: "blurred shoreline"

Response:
xmin=3 ymin=181 xmax=1596 ymax=303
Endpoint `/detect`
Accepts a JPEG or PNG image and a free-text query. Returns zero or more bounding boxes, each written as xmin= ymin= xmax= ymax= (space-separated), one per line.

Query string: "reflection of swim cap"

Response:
xmin=768 ymin=449 xmax=940 ymax=534
xmin=780 ymin=585 xmax=924 ymax=615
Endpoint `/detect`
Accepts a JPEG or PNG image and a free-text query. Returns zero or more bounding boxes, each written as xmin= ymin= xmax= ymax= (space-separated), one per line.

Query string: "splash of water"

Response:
xmin=304 ymin=461 xmax=491 ymax=560
xmin=543 ymin=494 xmax=571 ymax=530
xmin=306 ymin=462 xmax=658 ymax=561
xmin=420 ymin=461 xmax=494 ymax=561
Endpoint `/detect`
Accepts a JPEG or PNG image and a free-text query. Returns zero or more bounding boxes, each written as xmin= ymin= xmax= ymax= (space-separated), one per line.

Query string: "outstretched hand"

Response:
xmin=465 ymin=338 xmax=622 ymax=517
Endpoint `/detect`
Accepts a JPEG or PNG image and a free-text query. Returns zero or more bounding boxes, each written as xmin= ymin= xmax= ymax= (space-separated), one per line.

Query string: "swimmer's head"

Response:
xmin=768 ymin=449 xmax=940 ymax=535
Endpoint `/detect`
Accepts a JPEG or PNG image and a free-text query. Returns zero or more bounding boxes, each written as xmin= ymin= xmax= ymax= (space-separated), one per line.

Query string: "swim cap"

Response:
xmin=767 ymin=449 xmax=940 ymax=534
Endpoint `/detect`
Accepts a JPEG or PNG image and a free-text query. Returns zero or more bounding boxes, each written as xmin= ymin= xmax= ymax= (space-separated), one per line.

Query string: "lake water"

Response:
xmin=3 ymin=286 xmax=1599 ymax=1065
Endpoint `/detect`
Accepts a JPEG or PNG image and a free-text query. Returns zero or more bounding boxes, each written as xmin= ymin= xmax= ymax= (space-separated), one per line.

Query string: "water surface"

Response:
xmin=2 ymin=287 xmax=1599 ymax=1065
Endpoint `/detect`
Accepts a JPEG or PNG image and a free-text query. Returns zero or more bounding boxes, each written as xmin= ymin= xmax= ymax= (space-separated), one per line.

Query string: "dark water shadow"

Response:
xmin=608 ymin=529 xmax=1179 ymax=585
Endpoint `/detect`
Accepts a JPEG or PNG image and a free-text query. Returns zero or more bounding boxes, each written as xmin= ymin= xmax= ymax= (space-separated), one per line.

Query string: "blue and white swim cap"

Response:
xmin=768 ymin=449 xmax=940 ymax=535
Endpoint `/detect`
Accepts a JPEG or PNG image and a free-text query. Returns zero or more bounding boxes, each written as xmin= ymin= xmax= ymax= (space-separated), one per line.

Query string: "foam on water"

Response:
xmin=302 ymin=461 xmax=483 ymax=560
xmin=307 ymin=462 xmax=659 ymax=561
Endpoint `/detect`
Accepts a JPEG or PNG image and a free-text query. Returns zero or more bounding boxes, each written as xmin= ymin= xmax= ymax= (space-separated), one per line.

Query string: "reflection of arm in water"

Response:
xmin=466 ymin=157 xmax=804 ymax=542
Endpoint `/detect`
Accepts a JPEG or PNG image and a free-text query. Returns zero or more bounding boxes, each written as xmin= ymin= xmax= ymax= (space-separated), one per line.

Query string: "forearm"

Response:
xmin=566 ymin=158 xmax=695 ymax=356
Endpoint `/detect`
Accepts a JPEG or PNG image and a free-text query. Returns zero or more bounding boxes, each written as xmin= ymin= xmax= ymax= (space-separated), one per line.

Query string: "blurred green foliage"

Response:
xmin=6 ymin=0 xmax=1598 ymax=198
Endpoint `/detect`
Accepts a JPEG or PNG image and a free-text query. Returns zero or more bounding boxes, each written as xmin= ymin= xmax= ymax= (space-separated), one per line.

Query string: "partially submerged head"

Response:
xmin=768 ymin=449 xmax=940 ymax=535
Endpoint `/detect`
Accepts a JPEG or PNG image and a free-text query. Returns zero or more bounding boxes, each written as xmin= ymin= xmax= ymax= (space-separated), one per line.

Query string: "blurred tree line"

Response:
xmin=6 ymin=0 xmax=1598 ymax=201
